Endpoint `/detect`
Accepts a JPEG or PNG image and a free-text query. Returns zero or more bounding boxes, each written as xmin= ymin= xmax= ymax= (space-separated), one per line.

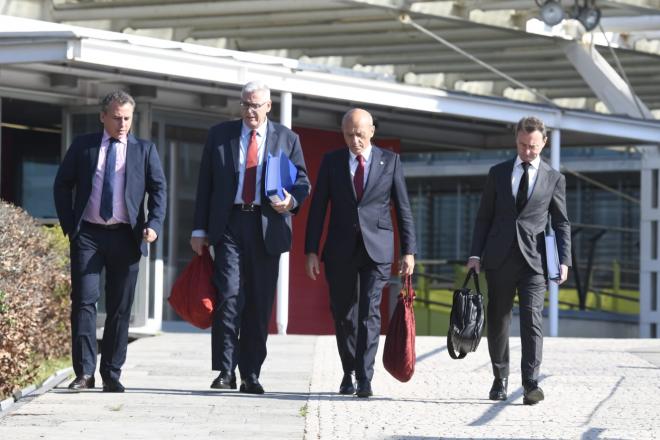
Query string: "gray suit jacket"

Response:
xmin=304 ymin=146 xmax=416 ymax=264
xmin=192 ymin=119 xmax=310 ymax=256
xmin=470 ymin=157 xmax=571 ymax=274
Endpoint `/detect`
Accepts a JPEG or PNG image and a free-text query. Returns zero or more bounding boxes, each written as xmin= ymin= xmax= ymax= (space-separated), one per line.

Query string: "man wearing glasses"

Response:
xmin=191 ymin=81 xmax=310 ymax=394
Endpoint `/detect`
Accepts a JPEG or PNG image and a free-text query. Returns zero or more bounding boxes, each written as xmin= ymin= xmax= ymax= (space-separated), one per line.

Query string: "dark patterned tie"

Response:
xmin=516 ymin=162 xmax=530 ymax=214
xmin=100 ymin=138 xmax=118 ymax=221
xmin=354 ymin=155 xmax=365 ymax=202
xmin=242 ymin=130 xmax=258 ymax=204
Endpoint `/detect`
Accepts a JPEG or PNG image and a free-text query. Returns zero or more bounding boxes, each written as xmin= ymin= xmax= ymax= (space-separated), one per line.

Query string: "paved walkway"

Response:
xmin=2 ymin=331 xmax=660 ymax=439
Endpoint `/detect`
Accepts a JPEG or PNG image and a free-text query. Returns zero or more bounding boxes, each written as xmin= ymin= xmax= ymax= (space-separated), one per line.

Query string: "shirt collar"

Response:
xmin=102 ymin=130 xmax=127 ymax=144
xmin=241 ymin=119 xmax=268 ymax=138
xmin=349 ymin=144 xmax=373 ymax=163
xmin=515 ymin=155 xmax=541 ymax=170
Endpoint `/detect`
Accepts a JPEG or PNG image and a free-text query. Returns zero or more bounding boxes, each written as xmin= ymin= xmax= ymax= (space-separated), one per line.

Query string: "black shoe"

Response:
xmin=210 ymin=372 xmax=237 ymax=390
xmin=102 ymin=378 xmax=125 ymax=393
xmin=356 ymin=378 xmax=372 ymax=398
xmin=68 ymin=375 xmax=95 ymax=390
xmin=239 ymin=375 xmax=265 ymax=395
xmin=489 ymin=377 xmax=508 ymax=401
xmin=522 ymin=379 xmax=544 ymax=405
xmin=339 ymin=373 xmax=355 ymax=395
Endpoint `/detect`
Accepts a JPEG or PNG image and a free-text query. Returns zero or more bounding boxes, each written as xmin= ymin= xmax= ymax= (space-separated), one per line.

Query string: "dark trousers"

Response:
xmin=324 ymin=236 xmax=391 ymax=382
xmin=485 ymin=244 xmax=546 ymax=382
xmin=211 ymin=208 xmax=279 ymax=379
xmin=69 ymin=222 xmax=141 ymax=381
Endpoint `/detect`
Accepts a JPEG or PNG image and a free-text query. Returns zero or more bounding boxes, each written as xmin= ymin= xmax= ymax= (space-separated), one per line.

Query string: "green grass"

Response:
xmin=13 ymin=356 xmax=72 ymax=394
xmin=413 ymin=286 xmax=639 ymax=336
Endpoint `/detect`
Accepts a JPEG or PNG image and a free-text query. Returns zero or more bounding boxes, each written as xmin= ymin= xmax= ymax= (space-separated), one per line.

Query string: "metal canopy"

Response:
xmin=1 ymin=14 xmax=659 ymax=154
xmin=42 ymin=0 xmax=660 ymax=113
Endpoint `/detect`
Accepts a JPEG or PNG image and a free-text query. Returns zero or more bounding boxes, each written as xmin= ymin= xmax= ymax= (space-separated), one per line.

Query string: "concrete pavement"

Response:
xmin=2 ymin=330 xmax=660 ymax=439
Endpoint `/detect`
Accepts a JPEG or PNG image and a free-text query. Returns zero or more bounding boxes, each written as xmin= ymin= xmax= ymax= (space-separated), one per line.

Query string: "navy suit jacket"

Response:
xmin=53 ymin=132 xmax=167 ymax=256
xmin=305 ymin=146 xmax=416 ymax=264
xmin=192 ymin=119 xmax=311 ymax=256
xmin=469 ymin=157 xmax=571 ymax=273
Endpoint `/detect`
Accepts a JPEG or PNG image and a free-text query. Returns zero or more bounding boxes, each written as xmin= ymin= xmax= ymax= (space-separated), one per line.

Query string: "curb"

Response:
xmin=0 ymin=367 xmax=73 ymax=417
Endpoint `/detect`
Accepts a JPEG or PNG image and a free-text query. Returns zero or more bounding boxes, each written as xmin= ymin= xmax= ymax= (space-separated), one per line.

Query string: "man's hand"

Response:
xmin=270 ymin=188 xmax=294 ymax=214
xmin=305 ymin=253 xmax=321 ymax=280
xmin=143 ymin=228 xmax=157 ymax=243
xmin=190 ymin=236 xmax=208 ymax=256
xmin=399 ymin=254 xmax=415 ymax=276
xmin=466 ymin=257 xmax=481 ymax=273
xmin=558 ymin=264 xmax=569 ymax=285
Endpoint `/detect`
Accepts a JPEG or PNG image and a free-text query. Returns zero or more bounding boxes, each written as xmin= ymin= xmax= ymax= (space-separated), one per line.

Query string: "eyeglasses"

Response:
xmin=240 ymin=101 xmax=268 ymax=110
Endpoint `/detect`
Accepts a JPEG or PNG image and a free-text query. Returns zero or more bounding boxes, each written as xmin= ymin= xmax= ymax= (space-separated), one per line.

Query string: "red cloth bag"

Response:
xmin=167 ymin=247 xmax=216 ymax=329
xmin=383 ymin=275 xmax=416 ymax=382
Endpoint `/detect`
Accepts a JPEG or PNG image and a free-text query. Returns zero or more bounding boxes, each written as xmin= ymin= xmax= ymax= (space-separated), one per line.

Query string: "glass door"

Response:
xmin=151 ymin=110 xmax=221 ymax=323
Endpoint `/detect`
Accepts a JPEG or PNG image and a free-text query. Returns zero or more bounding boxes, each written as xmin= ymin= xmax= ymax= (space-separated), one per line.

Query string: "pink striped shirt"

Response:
xmin=82 ymin=131 xmax=130 ymax=224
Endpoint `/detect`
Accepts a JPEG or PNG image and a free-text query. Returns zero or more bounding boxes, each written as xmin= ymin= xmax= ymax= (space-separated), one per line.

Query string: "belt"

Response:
xmin=82 ymin=221 xmax=128 ymax=230
xmin=234 ymin=203 xmax=260 ymax=212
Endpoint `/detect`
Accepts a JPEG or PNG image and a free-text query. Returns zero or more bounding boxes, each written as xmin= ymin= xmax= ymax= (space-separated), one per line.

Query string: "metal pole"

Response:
xmin=548 ymin=128 xmax=561 ymax=337
xmin=276 ymin=91 xmax=293 ymax=335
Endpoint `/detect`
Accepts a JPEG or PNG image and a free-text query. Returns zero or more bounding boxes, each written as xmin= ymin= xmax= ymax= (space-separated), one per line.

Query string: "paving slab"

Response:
xmin=1 ymin=331 xmax=659 ymax=440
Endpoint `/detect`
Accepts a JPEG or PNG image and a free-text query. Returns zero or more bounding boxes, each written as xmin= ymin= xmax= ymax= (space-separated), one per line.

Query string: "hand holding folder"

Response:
xmin=265 ymin=151 xmax=298 ymax=204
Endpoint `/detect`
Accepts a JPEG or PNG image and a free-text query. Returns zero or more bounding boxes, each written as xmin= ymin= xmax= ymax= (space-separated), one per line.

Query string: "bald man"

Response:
xmin=304 ymin=108 xmax=416 ymax=398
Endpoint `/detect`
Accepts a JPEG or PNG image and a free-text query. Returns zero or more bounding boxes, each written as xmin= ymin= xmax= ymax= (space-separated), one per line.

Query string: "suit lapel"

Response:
xmin=528 ymin=160 xmax=549 ymax=206
xmin=501 ymin=158 xmax=517 ymax=215
xmin=261 ymin=122 xmax=279 ymax=199
xmin=339 ymin=148 xmax=356 ymax=202
xmin=125 ymin=134 xmax=141 ymax=199
xmin=88 ymin=132 xmax=103 ymax=174
xmin=361 ymin=146 xmax=383 ymax=202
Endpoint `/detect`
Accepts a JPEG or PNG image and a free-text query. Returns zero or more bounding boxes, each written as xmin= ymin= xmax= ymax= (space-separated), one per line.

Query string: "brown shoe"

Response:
xmin=68 ymin=375 xmax=95 ymax=390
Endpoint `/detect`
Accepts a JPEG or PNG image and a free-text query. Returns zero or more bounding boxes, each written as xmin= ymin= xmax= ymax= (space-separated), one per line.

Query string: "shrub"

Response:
xmin=0 ymin=200 xmax=71 ymax=399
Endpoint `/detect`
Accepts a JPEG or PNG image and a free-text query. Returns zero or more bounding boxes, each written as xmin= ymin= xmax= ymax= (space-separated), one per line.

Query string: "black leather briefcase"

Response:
xmin=447 ymin=269 xmax=485 ymax=359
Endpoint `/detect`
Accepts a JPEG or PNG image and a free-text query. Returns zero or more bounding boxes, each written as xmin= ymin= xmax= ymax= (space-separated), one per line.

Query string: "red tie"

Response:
xmin=354 ymin=154 xmax=365 ymax=202
xmin=242 ymin=130 xmax=258 ymax=204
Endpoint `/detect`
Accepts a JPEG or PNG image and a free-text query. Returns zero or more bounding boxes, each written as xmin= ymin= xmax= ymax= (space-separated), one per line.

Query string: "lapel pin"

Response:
xmin=380 ymin=161 xmax=384 ymax=165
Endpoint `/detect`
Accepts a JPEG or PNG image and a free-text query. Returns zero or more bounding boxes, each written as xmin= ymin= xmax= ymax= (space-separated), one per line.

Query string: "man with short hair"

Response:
xmin=54 ymin=90 xmax=167 ymax=392
xmin=305 ymin=108 xmax=416 ymax=398
xmin=191 ymin=80 xmax=310 ymax=394
xmin=467 ymin=115 xmax=571 ymax=405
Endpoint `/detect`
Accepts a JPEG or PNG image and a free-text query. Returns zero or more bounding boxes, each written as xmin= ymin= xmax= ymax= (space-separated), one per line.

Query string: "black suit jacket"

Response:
xmin=192 ymin=119 xmax=310 ymax=256
xmin=305 ymin=146 xmax=416 ymax=264
xmin=53 ymin=132 xmax=167 ymax=257
xmin=470 ymin=157 xmax=571 ymax=273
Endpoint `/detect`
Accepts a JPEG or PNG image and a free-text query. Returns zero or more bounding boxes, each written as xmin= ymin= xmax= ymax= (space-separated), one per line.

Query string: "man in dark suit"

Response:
xmin=54 ymin=90 xmax=167 ymax=392
xmin=304 ymin=108 xmax=416 ymax=398
xmin=467 ymin=116 xmax=571 ymax=405
xmin=191 ymin=81 xmax=310 ymax=394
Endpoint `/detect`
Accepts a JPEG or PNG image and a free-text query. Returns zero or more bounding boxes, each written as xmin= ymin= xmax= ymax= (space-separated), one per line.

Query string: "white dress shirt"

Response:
xmin=511 ymin=155 xmax=541 ymax=199
xmin=234 ymin=120 xmax=268 ymax=205
xmin=348 ymin=144 xmax=373 ymax=192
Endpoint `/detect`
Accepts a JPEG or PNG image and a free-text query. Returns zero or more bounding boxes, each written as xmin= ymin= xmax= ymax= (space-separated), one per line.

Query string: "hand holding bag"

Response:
xmin=383 ymin=274 xmax=416 ymax=382
xmin=447 ymin=268 xmax=485 ymax=359
xmin=167 ymin=247 xmax=216 ymax=329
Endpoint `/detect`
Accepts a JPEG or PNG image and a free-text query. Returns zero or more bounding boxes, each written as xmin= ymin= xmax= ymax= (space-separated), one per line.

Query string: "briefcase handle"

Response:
xmin=461 ymin=268 xmax=481 ymax=294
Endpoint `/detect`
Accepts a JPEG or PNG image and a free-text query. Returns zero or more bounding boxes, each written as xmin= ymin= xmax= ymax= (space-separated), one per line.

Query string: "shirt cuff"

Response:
xmin=191 ymin=229 xmax=207 ymax=238
xmin=468 ymin=256 xmax=480 ymax=261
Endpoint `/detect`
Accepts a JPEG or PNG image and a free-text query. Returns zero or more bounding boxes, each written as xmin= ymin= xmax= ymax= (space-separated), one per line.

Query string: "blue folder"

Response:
xmin=265 ymin=150 xmax=298 ymax=203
